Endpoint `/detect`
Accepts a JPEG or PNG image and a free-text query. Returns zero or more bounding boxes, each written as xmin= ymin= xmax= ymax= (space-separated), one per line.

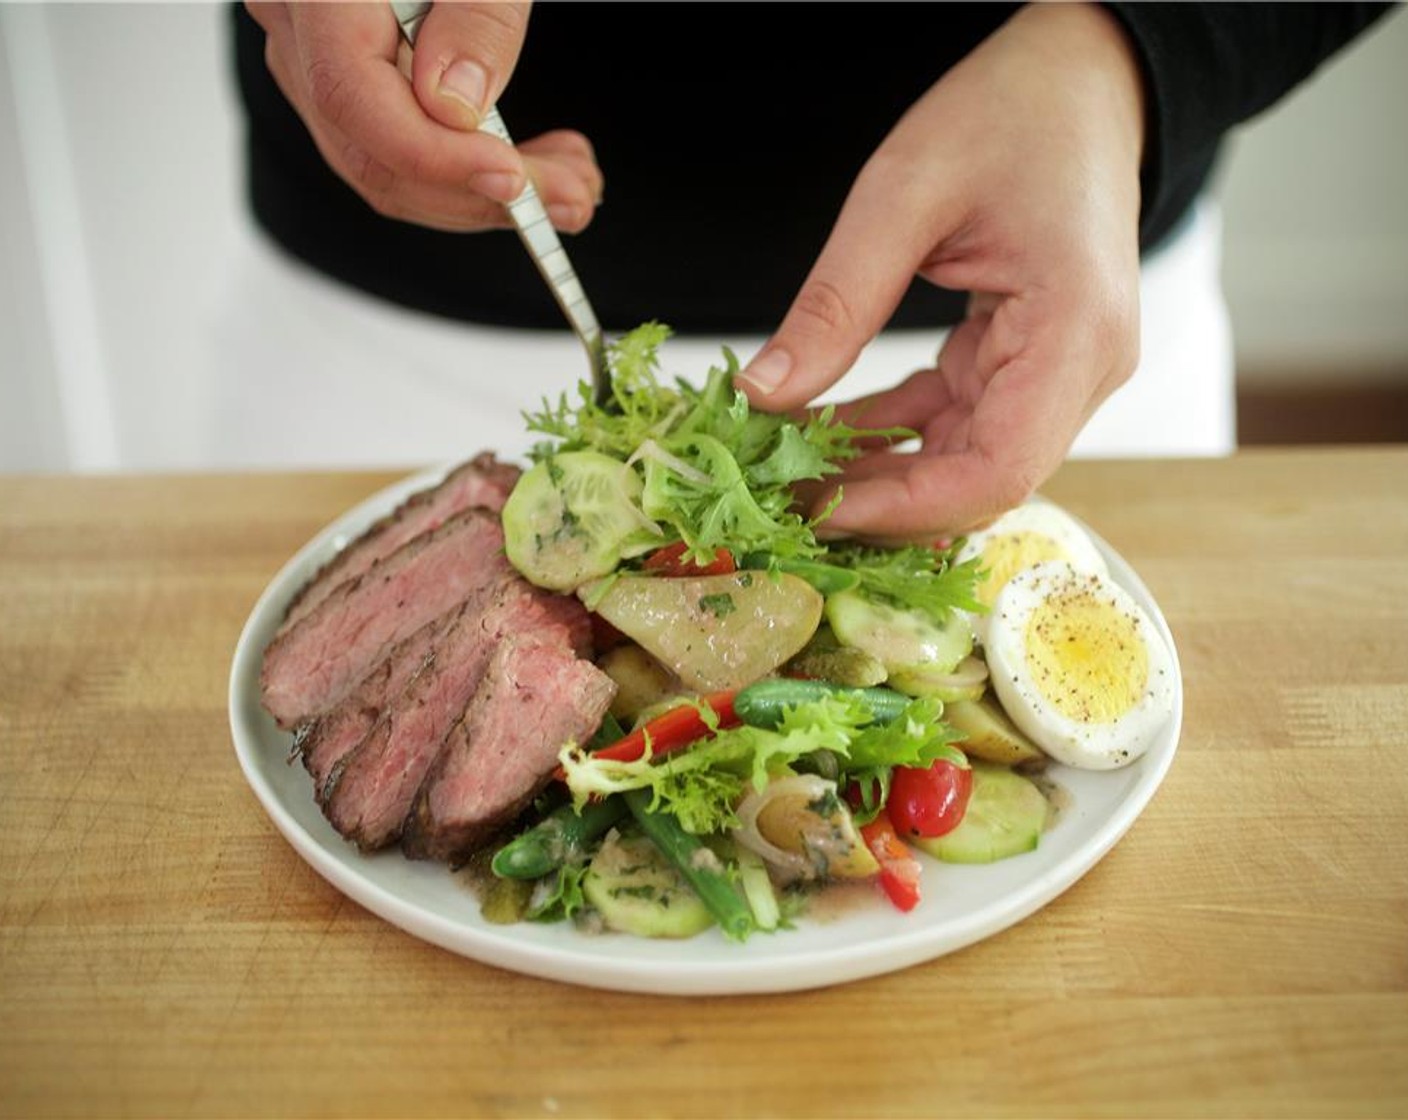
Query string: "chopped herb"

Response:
xmin=807 ymin=786 xmax=844 ymax=819
xmin=698 ymin=592 xmax=737 ymax=619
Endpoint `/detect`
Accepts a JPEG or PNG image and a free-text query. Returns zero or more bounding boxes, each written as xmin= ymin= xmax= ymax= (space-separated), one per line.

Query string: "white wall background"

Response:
xmin=2 ymin=2 xmax=242 ymax=472
xmin=1215 ymin=7 xmax=1408 ymax=385
xmin=1 ymin=2 xmax=1405 ymax=473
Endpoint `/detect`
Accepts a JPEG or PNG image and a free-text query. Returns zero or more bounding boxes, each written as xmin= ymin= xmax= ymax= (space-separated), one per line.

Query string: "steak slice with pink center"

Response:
xmin=280 ymin=453 xmax=520 ymax=633
xmin=293 ymin=604 xmax=461 ymax=796
xmin=321 ymin=580 xmax=593 ymax=851
xmin=401 ymin=635 xmax=616 ymax=864
xmin=260 ymin=508 xmax=509 ymax=728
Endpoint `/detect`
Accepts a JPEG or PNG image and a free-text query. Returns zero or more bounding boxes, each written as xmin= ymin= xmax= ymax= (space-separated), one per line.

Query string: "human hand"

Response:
xmin=736 ymin=3 xmax=1146 ymax=539
xmin=245 ymin=2 xmax=603 ymax=232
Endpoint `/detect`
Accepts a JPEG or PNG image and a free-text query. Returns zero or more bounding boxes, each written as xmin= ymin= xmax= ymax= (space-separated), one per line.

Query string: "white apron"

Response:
xmin=204 ymin=197 xmax=1233 ymax=470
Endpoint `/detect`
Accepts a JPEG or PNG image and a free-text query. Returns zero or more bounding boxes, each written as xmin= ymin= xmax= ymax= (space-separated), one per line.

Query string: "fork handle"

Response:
xmin=390 ymin=2 xmax=607 ymax=397
xmin=476 ymin=107 xmax=605 ymax=369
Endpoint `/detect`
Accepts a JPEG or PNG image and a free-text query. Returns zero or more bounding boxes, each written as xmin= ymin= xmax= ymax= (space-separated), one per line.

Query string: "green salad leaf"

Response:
xmin=559 ymin=694 xmax=968 ymax=837
xmin=826 ymin=542 xmax=988 ymax=623
xmin=525 ymin=863 xmax=590 ymax=924
xmin=520 ymin=323 xmax=906 ymax=567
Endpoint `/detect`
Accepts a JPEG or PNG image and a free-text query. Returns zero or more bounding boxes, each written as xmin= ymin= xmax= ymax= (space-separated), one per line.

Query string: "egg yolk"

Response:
xmin=976 ymin=533 xmax=1067 ymax=610
xmin=1023 ymin=587 xmax=1147 ymax=723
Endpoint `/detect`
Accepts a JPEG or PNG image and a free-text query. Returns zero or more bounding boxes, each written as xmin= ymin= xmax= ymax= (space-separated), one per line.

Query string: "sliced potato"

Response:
xmin=945 ymin=695 xmax=1047 ymax=767
xmin=588 ymin=571 xmax=823 ymax=692
xmin=598 ymin=644 xmax=680 ymax=723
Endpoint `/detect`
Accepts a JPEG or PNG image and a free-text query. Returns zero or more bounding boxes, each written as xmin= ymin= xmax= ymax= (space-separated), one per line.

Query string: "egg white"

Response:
xmin=984 ymin=560 xmax=1175 ymax=771
xmin=957 ymin=501 xmax=1108 ymax=645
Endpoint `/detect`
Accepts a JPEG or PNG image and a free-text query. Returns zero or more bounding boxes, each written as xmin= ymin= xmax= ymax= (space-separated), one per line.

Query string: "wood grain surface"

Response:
xmin=2 ymin=448 xmax=1406 ymax=1119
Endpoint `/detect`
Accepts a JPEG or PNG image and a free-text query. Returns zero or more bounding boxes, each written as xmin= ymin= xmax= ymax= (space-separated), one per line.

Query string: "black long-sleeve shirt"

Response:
xmin=232 ymin=2 xmax=1392 ymax=334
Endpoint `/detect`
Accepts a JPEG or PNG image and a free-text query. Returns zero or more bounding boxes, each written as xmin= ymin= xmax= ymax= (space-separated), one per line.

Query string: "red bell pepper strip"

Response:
xmin=642 ymin=541 xmax=736 ymax=578
xmin=860 ymin=816 xmax=923 ymax=913
xmin=587 ymin=690 xmax=741 ymax=764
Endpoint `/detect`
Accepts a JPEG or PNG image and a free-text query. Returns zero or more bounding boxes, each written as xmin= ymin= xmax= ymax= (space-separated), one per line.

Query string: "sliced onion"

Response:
xmin=733 ymin=774 xmax=833 ymax=880
xmin=889 ymin=654 xmax=991 ymax=702
xmin=732 ymin=773 xmax=882 ymax=883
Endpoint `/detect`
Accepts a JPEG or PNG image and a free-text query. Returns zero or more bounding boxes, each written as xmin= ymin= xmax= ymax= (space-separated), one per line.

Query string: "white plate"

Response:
xmin=230 ymin=468 xmax=1182 ymax=995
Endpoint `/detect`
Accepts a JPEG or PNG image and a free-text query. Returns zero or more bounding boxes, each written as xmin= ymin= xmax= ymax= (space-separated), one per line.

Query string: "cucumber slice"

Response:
xmin=911 ymin=762 xmax=1050 ymax=864
xmin=825 ymin=588 xmax=973 ymax=673
xmin=502 ymin=451 xmax=659 ymax=591
xmin=583 ymin=828 xmax=714 ymax=939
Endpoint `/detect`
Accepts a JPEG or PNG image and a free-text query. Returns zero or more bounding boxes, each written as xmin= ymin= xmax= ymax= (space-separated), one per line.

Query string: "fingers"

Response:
xmin=520 ymin=131 xmax=605 ymax=232
xmin=737 ymin=146 xmax=960 ymax=412
xmin=410 ymin=2 xmax=531 ymax=130
xmin=246 ymin=2 xmax=603 ymax=232
xmin=818 ymin=291 xmax=1128 ymax=540
xmin=818 ymin=375 xmax=1061 ymax=541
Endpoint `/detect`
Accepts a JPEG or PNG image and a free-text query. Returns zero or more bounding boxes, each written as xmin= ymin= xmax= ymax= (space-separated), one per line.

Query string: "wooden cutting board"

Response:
xmin=2 ymin=447 xmax=1406 ymax=1118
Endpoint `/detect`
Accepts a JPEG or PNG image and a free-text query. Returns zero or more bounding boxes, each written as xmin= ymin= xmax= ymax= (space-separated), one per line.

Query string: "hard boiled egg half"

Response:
xmin=984 ymin=560 xmax=1176 ymax=770
xmin=956 ymin=502 xmax=1108 ymax=646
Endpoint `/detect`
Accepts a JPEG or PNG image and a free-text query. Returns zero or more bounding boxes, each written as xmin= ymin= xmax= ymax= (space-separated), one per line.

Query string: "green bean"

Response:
xmin=491 ymin=795 xmax=628 ymax=880
xmin=734 ymin=678 xmax=911 ymax=729
xmin=622 ymin=789 xmax=755 ymax=942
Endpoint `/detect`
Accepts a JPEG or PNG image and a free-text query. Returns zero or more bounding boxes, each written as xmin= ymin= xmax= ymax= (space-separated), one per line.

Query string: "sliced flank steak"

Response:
xmin=401 ymin=635 xmax=616 ymax=864
xmin=259 ymin=508 xmax=510 ymax=728
xmin=293 ymin=604 xmax=462 ymax=798
xmin=279 ymin=453 xmax=520 ymax=633
xmin=321 ymin=578 xmax=594 ymax=851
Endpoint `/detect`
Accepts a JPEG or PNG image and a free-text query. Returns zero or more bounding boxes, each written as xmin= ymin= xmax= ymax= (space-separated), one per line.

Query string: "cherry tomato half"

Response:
xmin=887 ymin=759 xmax=972 ymax=839
xmin=642 ymin=541 xmax=736 ymax=578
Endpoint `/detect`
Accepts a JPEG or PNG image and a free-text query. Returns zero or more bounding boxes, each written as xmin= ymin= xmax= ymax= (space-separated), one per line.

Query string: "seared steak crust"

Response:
xmin=401 ymin=635 xmax=616 ymax=864
xmin=259 ymin=508 xmax=510 ymax=728
xmin=280 ymin=453 xmax=520 ymax=632
xmin=321 ymin=578 xmax=593 ymax=851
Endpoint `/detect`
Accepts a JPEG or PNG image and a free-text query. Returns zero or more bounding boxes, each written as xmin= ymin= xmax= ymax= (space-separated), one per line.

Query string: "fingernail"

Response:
xmin=437 ymin=58 xmax=487 ymax=126
xmin=738 ymin=347 xmax=792 ymax=395
xmin=469 ymin=170 xmax=524 ymax=202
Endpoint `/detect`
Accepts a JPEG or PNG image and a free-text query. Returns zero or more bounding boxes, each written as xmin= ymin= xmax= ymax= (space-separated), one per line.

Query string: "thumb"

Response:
xmin=410 ymin=2 xmax=531 ymax=131
xmin=737 ymin=157 xmax=952 ymax=412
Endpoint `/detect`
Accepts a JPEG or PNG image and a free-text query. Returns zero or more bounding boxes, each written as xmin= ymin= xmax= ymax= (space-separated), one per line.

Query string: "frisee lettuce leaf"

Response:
xmin=522 ymin=323 xmax=906 ymax=566
xmin=558 ymin=694 xmax=967 ymax=837
xmin=826 ymin=542 xmax=988 ymax=623
xmin=525 ymin=862 xmax=589 ymax=923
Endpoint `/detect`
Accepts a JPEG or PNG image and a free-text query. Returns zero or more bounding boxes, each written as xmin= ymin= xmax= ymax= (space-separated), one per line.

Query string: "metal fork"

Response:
xmin=391 ymin=1 xmax=610 ymax=404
